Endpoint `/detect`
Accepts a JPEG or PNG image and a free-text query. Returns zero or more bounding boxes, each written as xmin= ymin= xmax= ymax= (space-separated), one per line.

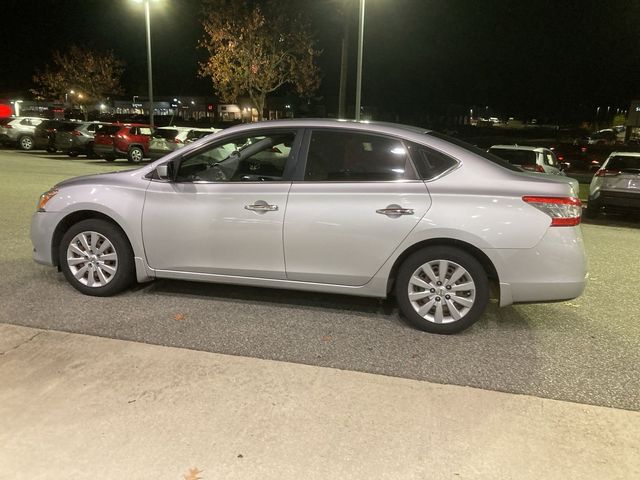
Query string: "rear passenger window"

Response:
xmin=407 ymin=143 xmax=458 ymax=180
xmin=305 ymin=130 xmax=414 ymax=181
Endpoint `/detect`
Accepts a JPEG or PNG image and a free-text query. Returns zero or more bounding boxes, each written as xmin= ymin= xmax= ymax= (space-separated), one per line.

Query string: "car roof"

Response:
xmin=608 ymin=151 xmax=640 ymax=157
xmin=489 ymin=144 xmax=546 ymax=152
xmin=212 ymin=118 xmax=431 ymax=138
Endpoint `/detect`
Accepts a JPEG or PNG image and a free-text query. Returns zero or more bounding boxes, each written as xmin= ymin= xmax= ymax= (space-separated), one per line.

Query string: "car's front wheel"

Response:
xmin=59 ymin=219 xmax=135 ymax=296
xmin=395 ymin=246 xmax=489 ymax=334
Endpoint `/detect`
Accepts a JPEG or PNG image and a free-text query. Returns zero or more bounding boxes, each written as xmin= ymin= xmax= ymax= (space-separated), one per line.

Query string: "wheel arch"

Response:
xmin=51 ymin=210 xmax=134 ymax=268
xmin=386 ymin=238 xmax=500 ymax=295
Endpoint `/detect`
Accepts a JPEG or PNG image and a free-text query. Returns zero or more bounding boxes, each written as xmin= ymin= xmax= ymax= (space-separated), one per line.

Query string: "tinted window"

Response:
xmin=426 ymin=131 xmax=524 ymax=172
xmin=153 ymin=129 xmax=179 ymax=139
xmin=606 ymin=155 xmax=640 ymax=170
xmin=60 ymin=123 xmax=81 ymax=132
xmin=175 ymin=132 xmax=295 ymax=182
xmin=96 ymin=125 xmax=121 ymax=135
xmin=489 ymin=148 xmax=537 ymax=166
xmin=305 ymin=130 xmax=413 ymax=181
xmin=186 ymin=130 xmax=213 ymax=141
xmin=407 ymin=142 xmax=458 ymax=180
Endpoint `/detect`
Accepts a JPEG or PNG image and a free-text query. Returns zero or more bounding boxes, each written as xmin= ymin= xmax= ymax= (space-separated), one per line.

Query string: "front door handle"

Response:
xmin=245 ymin=201 xmax=278 ymax=212
xmin=376 ymin=205 xmax=414 ymax=216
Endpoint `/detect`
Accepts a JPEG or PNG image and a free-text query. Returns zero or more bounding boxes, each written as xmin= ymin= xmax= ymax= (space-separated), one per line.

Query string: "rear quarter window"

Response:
xmin=406 ymin=142 xmax=459 ymax=180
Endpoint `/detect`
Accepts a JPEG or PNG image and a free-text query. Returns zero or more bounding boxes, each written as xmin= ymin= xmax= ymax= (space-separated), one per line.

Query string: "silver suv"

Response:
xmin=0 ymin=116 xmax=44 ymax=150
xmin=587 ymin=152 xmax=640 ymax=217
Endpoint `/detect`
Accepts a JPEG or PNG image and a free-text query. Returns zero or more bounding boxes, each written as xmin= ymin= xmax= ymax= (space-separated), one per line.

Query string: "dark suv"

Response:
xmin=54 ymin=122 xmax=108 ymax=157
xmin=93 ymin=123 xmax=152 ymax=162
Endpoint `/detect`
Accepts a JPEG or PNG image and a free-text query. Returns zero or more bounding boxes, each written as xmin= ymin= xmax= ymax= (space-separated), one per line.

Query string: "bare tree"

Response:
xmin=199 ymin=0 xmax=321 ymax=119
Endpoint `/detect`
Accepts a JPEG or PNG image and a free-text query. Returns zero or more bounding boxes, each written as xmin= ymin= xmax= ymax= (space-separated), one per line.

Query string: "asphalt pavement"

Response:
xmin=1 ymin=149 xmax=639 ymax=411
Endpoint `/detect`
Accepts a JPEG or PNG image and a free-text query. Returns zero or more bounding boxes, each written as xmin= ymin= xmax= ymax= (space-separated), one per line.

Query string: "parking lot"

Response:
xmin=1 ymin=148 xmax=639 ymax=411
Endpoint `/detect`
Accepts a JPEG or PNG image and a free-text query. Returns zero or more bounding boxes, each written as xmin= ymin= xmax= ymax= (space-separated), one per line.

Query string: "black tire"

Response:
xmin=18 ymin=135 xmax=35 ymax=150
xmin=68 ymin=150 xmax=79 ymax=158
xmin=59 ymin=219 xmax=135 ymax=296
xmin=395 ymin=246 xmax=489 ymax=334
xmin=127 ymin=146 xmax=144 ymax=163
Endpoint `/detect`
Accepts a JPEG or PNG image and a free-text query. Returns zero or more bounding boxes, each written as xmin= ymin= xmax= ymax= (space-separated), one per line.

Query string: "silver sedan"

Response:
xmin=31 ymin=119 xmax=587 ymax=334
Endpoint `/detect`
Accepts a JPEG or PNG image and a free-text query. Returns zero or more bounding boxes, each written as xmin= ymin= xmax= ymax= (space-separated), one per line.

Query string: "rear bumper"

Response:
xmin=484 ymin=226 xmax=587 ymax=306
xmin=591 ymin=190 xmax=640 ymax=210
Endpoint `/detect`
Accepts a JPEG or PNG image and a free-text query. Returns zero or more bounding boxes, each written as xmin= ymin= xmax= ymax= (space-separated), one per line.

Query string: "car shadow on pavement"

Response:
xmin=582 ymin=213 xmax=640 ymax=229
xmin=142 ymin=279 xmax=398 ymax=317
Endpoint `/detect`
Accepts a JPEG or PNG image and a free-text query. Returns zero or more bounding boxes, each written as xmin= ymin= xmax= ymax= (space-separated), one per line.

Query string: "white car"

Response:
xmin=31 ymin=120 xmax=587 ymax=334
xmin=587 ymin=152 xmax=640 ymax=217
xmin=0 ymin=116 xmax=44 ymax=150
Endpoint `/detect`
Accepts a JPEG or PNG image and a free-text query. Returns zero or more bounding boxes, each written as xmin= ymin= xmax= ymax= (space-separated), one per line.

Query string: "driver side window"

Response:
xmin=175 ymin=132 xmax=296 ymax=182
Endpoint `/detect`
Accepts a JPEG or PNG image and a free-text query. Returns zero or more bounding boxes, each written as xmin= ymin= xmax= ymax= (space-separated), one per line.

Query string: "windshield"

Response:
xmin=153 ymin=129 xmax=179 ymax=139
xmin=489 ymin=148 xmax=537 ymax=166
xmin=426 ymin=131 xmax=524 ymax=172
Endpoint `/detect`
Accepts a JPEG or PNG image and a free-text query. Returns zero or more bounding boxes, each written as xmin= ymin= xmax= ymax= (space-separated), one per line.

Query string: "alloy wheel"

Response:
xmin=407 ymin=259 xmax=476 ymax=324
xmin=66 ymin=231 xmax=118 ymax=287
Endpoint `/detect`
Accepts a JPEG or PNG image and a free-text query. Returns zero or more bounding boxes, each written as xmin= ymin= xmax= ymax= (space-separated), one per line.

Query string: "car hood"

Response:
xmin=56 ymin=168 xmax=145 ymax=188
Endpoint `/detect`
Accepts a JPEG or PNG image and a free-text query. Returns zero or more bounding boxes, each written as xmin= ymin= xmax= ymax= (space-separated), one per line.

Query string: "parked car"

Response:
xmin=586 ymin=152 xmax=640 ymax=217
xmin=149 ymin=127 xmax=219 ymax=160
xmin=33 ymin=120 xmax=74 ymax=152
xmin=93 ymin=123 xmax=152 ymax=162
xmin=488 ymin=144 xmax=579 ymax=195
xmin=30 ymin=119 xmax=587 ymax=334
xmin=0 ymin=116 xmax=44 ymax=150
xmin=550 ymin=143 xmax=601 ymax=173
xmin=587 ymin=129 xmax=617 ymax=145
xmin=54 ymin=121 xmax=108 ymax=157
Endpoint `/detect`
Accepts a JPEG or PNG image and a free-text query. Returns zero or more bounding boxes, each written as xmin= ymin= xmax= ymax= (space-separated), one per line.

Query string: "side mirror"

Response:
xmin=156 ymin=164 xmax=169 ymax=180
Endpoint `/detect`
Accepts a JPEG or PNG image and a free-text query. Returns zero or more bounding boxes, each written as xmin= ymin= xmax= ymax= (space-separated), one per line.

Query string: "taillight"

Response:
xmin=522 ymin=196 xmax=582 ymax=226
xmin=174 ymin=138 xmax=182 ymax=144
xmin=595 ymin=169 xmax=620 ymax=177
xmin=4 ymin=124 xmax=12 ymax=129
xmin=72 ymin=130 xmax=81 ymax=136
xmin=521 ymin=164 xmax=545 ymax=173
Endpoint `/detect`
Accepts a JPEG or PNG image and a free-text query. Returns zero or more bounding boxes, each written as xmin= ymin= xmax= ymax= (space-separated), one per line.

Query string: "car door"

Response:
xmin=283 ymin=129 xmax=431 ymax=286
xmin=142 ymin=129 xmax=301 ymax=279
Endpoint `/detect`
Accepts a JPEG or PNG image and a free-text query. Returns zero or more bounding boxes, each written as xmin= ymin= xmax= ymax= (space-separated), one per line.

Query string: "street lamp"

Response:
xmin=355 ymin=0 xmax=365 ymax=121
xmin=132 ymin=0 xmax=160 ymax=126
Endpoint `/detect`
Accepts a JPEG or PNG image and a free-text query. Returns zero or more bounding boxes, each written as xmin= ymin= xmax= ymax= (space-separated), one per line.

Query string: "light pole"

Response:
xmin=133 ymin=0 xmax=157 ymax=126
xmin=355 ymin=0 xmax=365 ymax=121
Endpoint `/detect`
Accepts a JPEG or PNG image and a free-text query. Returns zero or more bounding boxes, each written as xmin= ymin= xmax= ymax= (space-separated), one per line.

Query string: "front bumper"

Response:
xmin=30 ymin=212 xmax=62 ymax=266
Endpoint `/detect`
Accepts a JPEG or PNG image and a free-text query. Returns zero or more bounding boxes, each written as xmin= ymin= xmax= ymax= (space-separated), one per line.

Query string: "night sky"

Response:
xmin=2 ymin=0 xmax=639 ymax=122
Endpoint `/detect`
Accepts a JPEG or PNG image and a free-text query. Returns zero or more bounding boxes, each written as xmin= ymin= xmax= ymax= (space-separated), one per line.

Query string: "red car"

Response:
xmin=93 ymin=123 xmax=152 ymax=162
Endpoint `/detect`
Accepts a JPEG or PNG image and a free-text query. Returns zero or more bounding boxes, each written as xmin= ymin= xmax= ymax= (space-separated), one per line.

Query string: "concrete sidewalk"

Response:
xmin=0 ymin=324 xmax=638 ymax=480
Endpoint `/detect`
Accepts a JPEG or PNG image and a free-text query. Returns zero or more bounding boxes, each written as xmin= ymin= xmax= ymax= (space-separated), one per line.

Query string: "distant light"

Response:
xmin=173 ymin=98 xmax=178 ymax=102
xmin=70 ymin=90 xmax=75 ymax=94
xmin=190 ymin=100 xmax=195 ymax=105
xmin=100 ymin=104 xmax=106 ymax=110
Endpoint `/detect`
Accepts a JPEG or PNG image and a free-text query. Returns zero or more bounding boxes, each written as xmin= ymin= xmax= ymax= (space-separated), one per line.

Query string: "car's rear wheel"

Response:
xmin=128 ymin=146 xmax=144 ymax=163
xmin=18 ymin=135 xmax=34 ymax=150
xmin=59 ymin=219 xmax=135 ymax=296
xmin=395 ymin=247 xmax=489 ymax=334
xmin=68 ymin=150 xmax=79 ymax=158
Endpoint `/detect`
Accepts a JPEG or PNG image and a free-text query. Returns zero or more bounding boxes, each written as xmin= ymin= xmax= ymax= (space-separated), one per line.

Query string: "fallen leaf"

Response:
xmin=174 ymin=313 xmax=186 ymax=321
xmin=183 ymin=467 xmax=203 ymax=480
xmin=564 ymin=302 xmax=581 ymax=308
xmin=321 ymin=335 xmax=332 ymax=342
xmin=237 ymin=454 xmax=244 ymax=458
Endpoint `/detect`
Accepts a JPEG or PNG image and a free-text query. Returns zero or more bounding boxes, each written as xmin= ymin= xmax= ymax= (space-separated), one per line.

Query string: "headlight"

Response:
xmin=37 ymin=188 xmax=58 ymax=212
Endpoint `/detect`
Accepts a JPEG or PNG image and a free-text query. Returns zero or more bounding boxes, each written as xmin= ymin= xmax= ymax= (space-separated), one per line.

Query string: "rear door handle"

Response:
xmin=376 ymin=205 xmax=414 ymax=216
